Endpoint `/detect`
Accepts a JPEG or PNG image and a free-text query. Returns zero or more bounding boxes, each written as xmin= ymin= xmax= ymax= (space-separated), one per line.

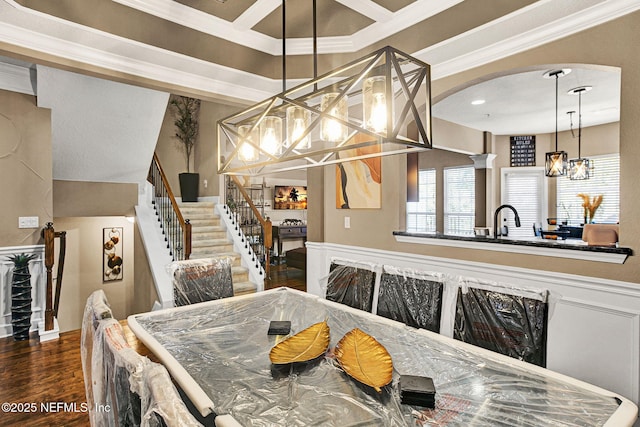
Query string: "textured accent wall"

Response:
xmin=0 ymin=89 xmax=53 ymax=247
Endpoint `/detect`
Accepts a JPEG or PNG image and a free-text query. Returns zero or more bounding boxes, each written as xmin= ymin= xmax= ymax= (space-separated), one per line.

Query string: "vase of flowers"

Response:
xmin=8 ymin=253 xmax=37 ymax=340
xmin=578 ymin=193 xmax=603 ymax=224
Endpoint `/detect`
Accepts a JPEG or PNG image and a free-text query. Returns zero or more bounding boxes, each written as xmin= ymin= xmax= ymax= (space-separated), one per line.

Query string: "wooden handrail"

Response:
xmin=43 ymin=223 xmax=55 ymax=331
xmin=152 ymin=153 xmax=191 ymax=260
xmin=230 ymin=176 xmax=272 ymax=249
xmin=42 ymin=223 xmax=67 ymax=331
xmin=53 ymin=230 xmax=66 ymax=317
xmin=230 ymin=176 xmax=272 ymax=276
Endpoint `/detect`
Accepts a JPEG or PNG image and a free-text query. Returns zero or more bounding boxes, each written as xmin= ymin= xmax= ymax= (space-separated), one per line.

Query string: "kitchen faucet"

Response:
xmin=494 ymin=204 xmax=521 ymax=239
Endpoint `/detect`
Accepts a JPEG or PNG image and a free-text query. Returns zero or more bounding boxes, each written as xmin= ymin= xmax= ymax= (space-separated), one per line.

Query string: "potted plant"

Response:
xmin=8 ymin=253 xmax=37 ymax=340
xmin=171 ymin=95 xmax=201 ymax=202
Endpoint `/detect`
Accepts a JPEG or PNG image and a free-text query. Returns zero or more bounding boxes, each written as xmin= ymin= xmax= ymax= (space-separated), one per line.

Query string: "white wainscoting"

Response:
xmin=306 ymin=242 xmax=640 ymax=406
xmin=0 ymin=245 xmax=45 ymax=338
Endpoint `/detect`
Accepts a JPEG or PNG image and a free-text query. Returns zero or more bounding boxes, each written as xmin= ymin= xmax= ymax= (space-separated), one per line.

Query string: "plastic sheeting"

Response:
xmin=453 ymin=281 xmax=548 ymax=367
xmin=81 ymin=290 xmax=114 ymax=427
xmin=81 ymin=291 xmax=203 ymax=427
xmin=324 ymin=258 xmax=376 ymax=312
xmin=377 ymin=266 xmax=444 ymax=333
xmin=130 ymin=288 xmax=626 ymax=427
xmin=168 ymin=257 xmax=234 ymax=307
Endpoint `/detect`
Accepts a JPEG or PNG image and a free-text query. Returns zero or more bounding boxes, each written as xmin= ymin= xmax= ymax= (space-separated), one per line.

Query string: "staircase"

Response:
xmin=177 ymin=201 xmax=256 ymax=295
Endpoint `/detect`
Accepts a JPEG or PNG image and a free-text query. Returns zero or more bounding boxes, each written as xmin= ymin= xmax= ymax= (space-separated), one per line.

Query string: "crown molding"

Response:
xmin=233 ymin=0 xmax=280 ymax=31
xmin=419 ymin=0 xmax=640 ymax=80
xmin=2 ymin=0 xmax=639 ymax=103
xmin=349 ymin=0 xmax=464 ymax=52
xmin=334 ymin=0 xmax=393 ymax=23
xmin=112 ymin=0 xmax=279 ymax=55
xmin=0 ymin=61 xmax=34 ymax=95
xmin=110 ymin=0 xmax=463 ymax=55
xmin=0 ymin=0 xmax=278 ymax=102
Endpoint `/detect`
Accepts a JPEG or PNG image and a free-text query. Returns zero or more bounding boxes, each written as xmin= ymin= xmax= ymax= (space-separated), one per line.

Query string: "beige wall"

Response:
xmin=155 ymin=97 xmax=239 ymax=199
xmin=432 ymin=117 xmax=485 ymax=154
xmin=133 ymin=223 xmax=158 ymax=314
xmin=53 ymin=180 xmax=138 ymax=217
xmin=317 ymin=11 xmax=640 ymax=284
xmin=0 ymin=89 xmax=52 ymax=247
xmin=54 ymin=216 xmax=135 ymax=332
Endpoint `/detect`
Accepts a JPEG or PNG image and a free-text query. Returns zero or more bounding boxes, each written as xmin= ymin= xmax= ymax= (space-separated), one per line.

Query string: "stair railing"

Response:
xmin=148 ymin=153 xmax=192 ymax=261
xmin=42 ymin=222 xmax=66 ymax=331
xmin=225 ymin=175 xmax=272 ymax=278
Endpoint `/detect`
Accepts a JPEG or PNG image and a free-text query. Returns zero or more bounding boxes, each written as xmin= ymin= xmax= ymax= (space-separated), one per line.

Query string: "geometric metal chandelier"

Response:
xmin=217 ymin=45 xmax=432 ymax=175
xmin=568 ymin=85 xmax=592 ymax=180
xmin=544 ymin=69 xmax=570 ymax=177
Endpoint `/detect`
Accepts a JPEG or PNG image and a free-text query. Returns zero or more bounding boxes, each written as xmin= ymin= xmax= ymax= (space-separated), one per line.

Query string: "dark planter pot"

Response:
xmin=179 ymin=172 xmax=199 ymax=202
xmin=11 ymin=266 xmax=32 ymax=341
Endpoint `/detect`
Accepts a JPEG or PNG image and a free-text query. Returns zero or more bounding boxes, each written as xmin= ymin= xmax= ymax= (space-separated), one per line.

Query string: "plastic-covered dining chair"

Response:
xmin=376 ymin=265 xmax=444 ymax=333
xmin=142 ymin=362 xmax=203 ymax=426
xmin=324 ymin=259 xmax=376 ymax=312
xmin=168 ymin=257 xmax=234 ymax=306
xmin=81 ymin=290 xmax=115 ymax=426
xmin=453 ymin=280 xmax=548 ymax=367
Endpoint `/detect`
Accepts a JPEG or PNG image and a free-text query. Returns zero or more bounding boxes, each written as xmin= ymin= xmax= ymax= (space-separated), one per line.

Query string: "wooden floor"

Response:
xmin=0 ymin=264 xmax=305 ymax=426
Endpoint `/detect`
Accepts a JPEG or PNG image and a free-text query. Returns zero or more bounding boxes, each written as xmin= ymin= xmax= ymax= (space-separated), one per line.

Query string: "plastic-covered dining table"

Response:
xmin=128 ymin=287 xmax=637 ymax=426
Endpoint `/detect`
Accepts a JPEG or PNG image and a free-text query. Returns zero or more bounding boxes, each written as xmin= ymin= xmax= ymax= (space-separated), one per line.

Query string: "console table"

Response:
xmin=272 ymin=224 xmax=306 ymax=256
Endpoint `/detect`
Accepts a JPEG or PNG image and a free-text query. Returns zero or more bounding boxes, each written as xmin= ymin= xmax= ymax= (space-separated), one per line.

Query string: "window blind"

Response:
xmin=444 ymin=166 xmax=475 ymax=236
xmin=502 ymin=168 xmax=545 ymax=238
xmin=557 ymin=154 xmax=619 ymax=224
xmin=407 ymin=169 xmax=436 ymax=232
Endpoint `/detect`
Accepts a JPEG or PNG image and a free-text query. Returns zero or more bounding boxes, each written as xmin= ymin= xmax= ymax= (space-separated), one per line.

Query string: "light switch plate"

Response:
xmin=344 ymin=216 xmax=351 ymax=228
xmin=18 ymin=216 xmax=39 ymax=229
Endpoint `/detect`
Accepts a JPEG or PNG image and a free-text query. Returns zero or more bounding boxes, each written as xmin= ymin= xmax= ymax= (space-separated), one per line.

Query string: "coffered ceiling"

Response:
xmin=1 ymin=0 xmax=639 ymax=133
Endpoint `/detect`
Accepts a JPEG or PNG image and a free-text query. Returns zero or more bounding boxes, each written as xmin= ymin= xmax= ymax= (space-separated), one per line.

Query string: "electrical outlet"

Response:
xmin=344 ymin=216 xmax=351 ymax=229
xmin=18 ymin=216 xmax=39 ymax=229
xmin=203 ymin=179 xmax=208 ymax=188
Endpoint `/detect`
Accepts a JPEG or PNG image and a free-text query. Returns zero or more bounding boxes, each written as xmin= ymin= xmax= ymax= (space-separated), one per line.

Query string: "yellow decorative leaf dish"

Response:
xmin=334 ymin=328 xmax=393 ymax=392
xmin=269 ymin=320 xmax=331 ymax=364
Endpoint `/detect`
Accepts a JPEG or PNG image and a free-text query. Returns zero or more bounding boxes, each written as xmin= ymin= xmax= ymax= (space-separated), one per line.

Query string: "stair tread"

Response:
xmin=233 ymin=281 xmax=257 ymax=295
xmin=192 ymin=239 xmax=235 ymax=247
xmin=178 ymin=201 xmax=215 ymax=207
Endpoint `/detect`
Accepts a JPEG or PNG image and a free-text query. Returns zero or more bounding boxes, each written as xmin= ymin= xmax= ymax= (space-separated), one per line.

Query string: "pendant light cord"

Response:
xmin=282 ymin=0 xmax=286 ymax=93
xmin=313 ymin=0 xmax=318 ymax=89
xmin=578 ymin=89 xmax=582 ymax=158
xmin=283 ymin=0 xmax=317 ymax=91
xmin=555 ymin=72 xmax=559 ymax=151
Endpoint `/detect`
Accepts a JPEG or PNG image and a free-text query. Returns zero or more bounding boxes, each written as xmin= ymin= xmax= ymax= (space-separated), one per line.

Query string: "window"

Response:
xmin=444 ymin=166 xmax=475 ymax=235
xmin=407 ymin=169 xmax=436 ymax=232
xmin=556 ymin=154 xmax=619 ymax=224
xmin=501 ymin=167 xmax=547 ymax=239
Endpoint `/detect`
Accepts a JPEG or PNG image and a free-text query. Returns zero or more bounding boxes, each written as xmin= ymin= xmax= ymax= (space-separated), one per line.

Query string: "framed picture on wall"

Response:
xmin=103 ymin=227 xmax=123 ymax=282
xmin=335 ymin=134 xmax=382 ymax=209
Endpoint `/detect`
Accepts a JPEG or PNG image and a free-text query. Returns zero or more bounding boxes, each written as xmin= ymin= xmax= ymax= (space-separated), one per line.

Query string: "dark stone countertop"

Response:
xmin=393 ymin=231 xmax=633 ymax=255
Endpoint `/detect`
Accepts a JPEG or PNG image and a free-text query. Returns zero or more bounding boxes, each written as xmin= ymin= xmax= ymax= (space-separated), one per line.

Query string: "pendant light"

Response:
xmin=568 ymin=85 xmax=592 ymax=180
xmin=217 ymin=1 xmax=431 ymax=176
xmin=544 ymin=69 xmax=570 ymax=177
